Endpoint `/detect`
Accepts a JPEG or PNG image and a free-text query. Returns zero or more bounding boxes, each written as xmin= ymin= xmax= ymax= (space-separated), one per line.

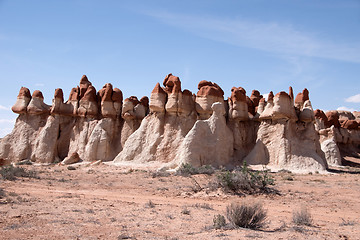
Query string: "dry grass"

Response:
xmin=226 ymin=202 xmax=267 ymax=229
xmin=213 ymin=214 xmax=226 ymax=229
xmin=0 ymin=165 xmax=38 ymax=181
xmin=292 ymin=206 xmax=313 ymax=226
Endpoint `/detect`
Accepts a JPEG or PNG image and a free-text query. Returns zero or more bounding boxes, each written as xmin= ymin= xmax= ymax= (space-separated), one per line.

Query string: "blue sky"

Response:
xmin=0 ymin=0 xmax=359 ymax=137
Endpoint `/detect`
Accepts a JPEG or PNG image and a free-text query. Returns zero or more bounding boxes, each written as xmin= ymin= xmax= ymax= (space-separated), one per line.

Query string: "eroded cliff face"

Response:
xmin=1 ymin=74 xmax=359 ymax=172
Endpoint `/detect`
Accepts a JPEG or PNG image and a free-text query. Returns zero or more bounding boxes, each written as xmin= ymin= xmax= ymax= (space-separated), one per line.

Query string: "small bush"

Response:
xmin=145 ymin=200 xmax=155 ymax=208
xmin=181 ymin=207 xmax=190 ymax=215
xmin=0 ymin=165 xmax=38 ymax=181
xmin=192 ymin=203 xmax=213 ymax=210
xmin=226 ymin=202 xmax=267 ymax=229
xmin=213 ymin=214 xmax=226 ymax=229
xmin=292 ymin=207 xmax=313 ymax=226
xmin=214 ymin=162 xmax=274 ymax=194
xmin=0 ymin=188 xmax=6 ymax=198
xmin=340 ymin=218 xmax=357 ymax=226
xmin=151 ymin=170 xmax=170 ymax=178
xmin=176 ymin=163 xmax=214 ymax=176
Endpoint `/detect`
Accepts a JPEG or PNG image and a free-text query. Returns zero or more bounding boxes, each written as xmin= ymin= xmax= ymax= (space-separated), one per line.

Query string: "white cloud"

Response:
xmin=0 ymin=105 xmax=10 ymax=110
xmin=345 ymin=94 xmax=360 ymax=103
xmin=0 ymin=119 xmax=15 ymax=124
xmin=337 ymin=106 xmax=356 ymax=112
xmin=262 ymin=93 xmax=269 ymax=101
xmin=144 ymin=11 xmax=360 ymax=63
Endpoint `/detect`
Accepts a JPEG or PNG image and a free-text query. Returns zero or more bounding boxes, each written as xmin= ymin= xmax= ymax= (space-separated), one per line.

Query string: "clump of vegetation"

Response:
xmin=145 ymin=200 xmax=155 ymax=208
xmin=0 ymin=188 xmax=6 ymax=199
xmin=0 ymin=165 xmax=38 ymax=181
xmin=192 ymin=203 xmax=213 ymax=210
xmin=340 ymin=218 xmax=357 ymax=226
xmin=226 ymin=202 xmax=267 ymax=229
xmin=292 ymin=206 xmax=313 ymax=226
xmin=181 ymin=207 xmax=191 ymax=215
xmin=151 ymin=170 xmax=170 ymax=178
xmin=213 ymin=162 xmax=274 ymax=194
xmin=176 ymin=163 xmax=215 ymax=176
xmin=213 ymin=214 xmax=226 ymax=229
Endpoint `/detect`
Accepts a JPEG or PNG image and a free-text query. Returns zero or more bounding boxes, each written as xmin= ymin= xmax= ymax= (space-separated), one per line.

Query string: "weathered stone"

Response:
xmin=27 ymin=90 xmax=51 ymax=115
xmin=228 ymin=87 xmax=248 ymax=120
xmin=196 ymin=80 xmax=224 ymax=119
xmin=12 ymin=87 xmax=31 ymax=114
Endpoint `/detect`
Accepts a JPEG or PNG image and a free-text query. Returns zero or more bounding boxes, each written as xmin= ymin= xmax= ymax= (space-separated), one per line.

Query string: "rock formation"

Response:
xmin=1 ymin=73 xmax=359 ymax=172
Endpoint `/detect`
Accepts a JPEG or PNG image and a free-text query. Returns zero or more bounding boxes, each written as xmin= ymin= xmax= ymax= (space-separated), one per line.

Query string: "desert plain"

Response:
xmin=1 ymin=159 xmax=360 ymax=240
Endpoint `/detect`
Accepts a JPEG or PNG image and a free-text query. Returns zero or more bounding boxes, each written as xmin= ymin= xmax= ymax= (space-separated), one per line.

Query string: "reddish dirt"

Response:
xmin=1 ymin=164 xmax=360 ymax=240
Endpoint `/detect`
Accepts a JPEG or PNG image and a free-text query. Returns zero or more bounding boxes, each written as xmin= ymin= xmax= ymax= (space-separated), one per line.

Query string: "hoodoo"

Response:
xmin=0 ymin=73 xmax=359 ymax=172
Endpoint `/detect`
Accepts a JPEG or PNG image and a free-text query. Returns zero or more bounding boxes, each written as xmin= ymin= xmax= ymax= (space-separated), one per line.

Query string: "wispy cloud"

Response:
xmin=0 ymin=105 xmax=10 ymax=111
xmin=0 ymin=119 xmax=15 ymax=124
xmin=35 ymin=83 xmax=45 ymax=87
xmin=144 ymin=11 xmax=360 ymax=63
xmin=345 ymin=94 xmax=360 ymax=103
xmin=337 ymin=106 xmax=356 ymax=112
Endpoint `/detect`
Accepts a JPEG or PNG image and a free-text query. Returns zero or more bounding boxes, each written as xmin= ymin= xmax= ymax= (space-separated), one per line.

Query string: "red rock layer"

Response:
xmin=197 ymin=80 xmax=224 ymax=98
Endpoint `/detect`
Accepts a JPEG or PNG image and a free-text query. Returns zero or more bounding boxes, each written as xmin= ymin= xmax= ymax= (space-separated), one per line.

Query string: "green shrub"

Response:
xmin=226 ymin=202 xmax=267 ymax=229
xmin=0 ymin=165 xmax=38 ymax=181
xmin=214 ymin=162 xmax=274 ymax=194
xmin=176 ymin=163 xmax=214 ymax=176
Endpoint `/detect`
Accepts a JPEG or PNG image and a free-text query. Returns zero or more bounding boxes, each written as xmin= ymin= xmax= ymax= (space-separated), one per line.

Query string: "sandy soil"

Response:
xmin=1 ymin=163 xmax=360 ymax=240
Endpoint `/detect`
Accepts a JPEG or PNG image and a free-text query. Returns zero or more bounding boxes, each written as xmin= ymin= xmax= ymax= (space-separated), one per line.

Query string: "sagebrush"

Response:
xmin=292 ymin=207 xmax=313 ymax=226
xmin=0 ymin=165 xmax=38 ymax=181
xmin=176 ymin=163 xmax=215 ymax=176
xmin=214 ymin=162 xmax=274 ymax=194
xmin=226 ymin=202 xmax=267 ymax=229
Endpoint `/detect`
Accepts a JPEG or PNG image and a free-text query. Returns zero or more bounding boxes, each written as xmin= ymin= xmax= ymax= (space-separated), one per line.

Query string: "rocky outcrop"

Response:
xmin=176 ymin=102 xmax=233 ymax=168
xmin=244 ymin=119 xmax=327 ymax=172
xmin=228 ymin=87 xmax=248 ymax=120
xmin=11 ymin=87 xmax=31 ymax=114
xmin=195 ymin=80 xmax=224 ymax=120
xmin=114 ymin=74 xmax=197 ymax=167
xmin=1 ymin=73 xmax=359 ymax=172
xmin=0 ymin=75 xmax=147 ymax=164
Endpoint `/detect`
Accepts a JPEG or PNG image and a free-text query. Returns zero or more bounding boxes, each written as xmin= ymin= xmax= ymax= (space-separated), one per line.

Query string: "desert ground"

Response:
xmin=1 ymin=161 xmax=360 ymax=240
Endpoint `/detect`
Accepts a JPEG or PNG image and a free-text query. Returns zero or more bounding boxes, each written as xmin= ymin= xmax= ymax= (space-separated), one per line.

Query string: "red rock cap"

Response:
xmin=98 ymin=83 xmax=113 ymax=102
xmin=32 ymin=90 xmax=44 ymax=99
xmin=125 ymin=96 xmax=140 ymax=105
xmin=247 ymin=96 xmax=255 ymax=116
xmin=17 ymin=87 xmax=31 ymax=99
xmin=151 ymin=83 xmax=167 ymax=94
xmin=341 ymin=119 xmax=359 ymax=130
xmin=68 ymin=87 xmax=80 ymax=101
xmin=295 ymin=88 xmax=309 ymax=104
xmin=79 ymin=75 xmax=92 ymax=99
xmin=230 ymin=87 xmax=247 ymax=102
xmin=54 ymin=88 xmax=64 ymax=102
xmin=289 ymin=86 xmax=294 ymax=100
xmin=268 ymin=91 xmax=274 ymax=102
xmin=250 ymin=90 xmax=261 ymax=107
xmin=140 ymin=96 xmax=149 ymax=107
xmin=112 ymin=88 xmax=123 ymax=103
xmin=326 ymin=111 xmax=340 ymax=128
xmin=82 ymin=86 xmax=97 ymax=102
xmin=182 ymin=89 xmax=193 ymax=96
xmin=163 ymin=73 xmax=181 ymax=93
xmin=197 ymin=80 xmax=224 ymax=98
xmin=275 ymin=91 xmax=290 ymax=98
